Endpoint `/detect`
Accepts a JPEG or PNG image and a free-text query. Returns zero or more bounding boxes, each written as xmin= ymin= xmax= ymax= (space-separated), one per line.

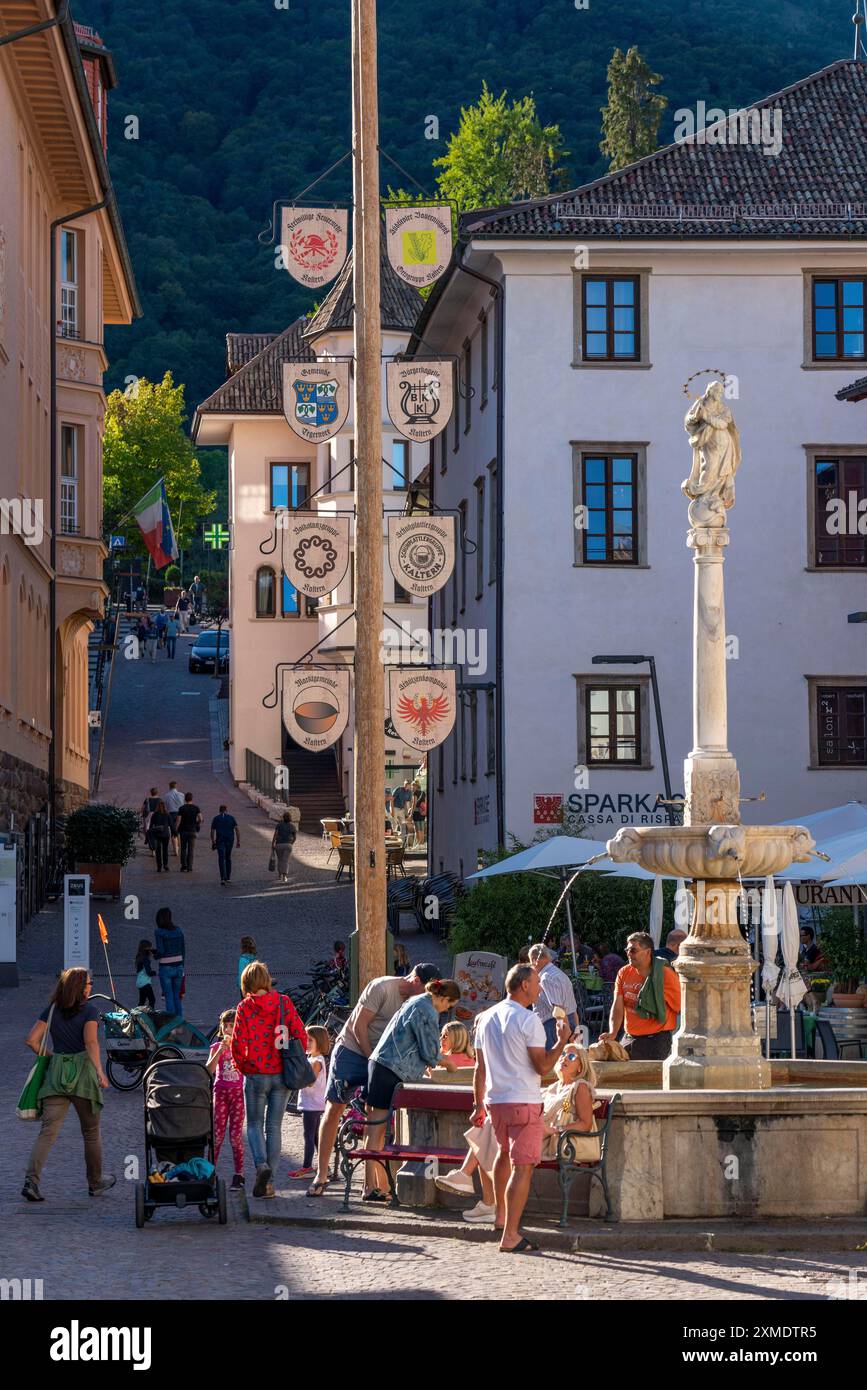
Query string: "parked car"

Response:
xmin=188 ymin=629 xmax=230 ymax=673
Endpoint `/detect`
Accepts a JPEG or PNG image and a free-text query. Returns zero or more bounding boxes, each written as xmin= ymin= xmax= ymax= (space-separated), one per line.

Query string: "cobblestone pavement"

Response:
xmin=2 ymin=630 xmax=864 ymax=1301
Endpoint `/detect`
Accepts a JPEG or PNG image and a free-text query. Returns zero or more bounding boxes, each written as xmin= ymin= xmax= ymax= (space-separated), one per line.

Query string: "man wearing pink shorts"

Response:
xmin=472 ymin=963 xmax=569 ymax=1253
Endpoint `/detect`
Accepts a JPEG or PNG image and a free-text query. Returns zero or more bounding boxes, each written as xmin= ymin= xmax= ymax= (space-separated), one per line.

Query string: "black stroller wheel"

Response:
xmin=107 ymin=1058 xmax=145 ymax=1091
xmin=199 ymin=1203 xmax=216 ymax=1218
xmin=134 ymin=1183 xmax=146 ymax=1228
xmin=217 ymin=1178 xmax=228 ymax=1225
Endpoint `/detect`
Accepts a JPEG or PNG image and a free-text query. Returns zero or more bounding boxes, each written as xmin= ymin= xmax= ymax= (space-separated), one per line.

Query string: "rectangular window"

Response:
xmin=270 ymin=462 xmax=310 ymax=510
xmin=469 ymin=690 xmax=478 ymax=781
xmin=282 ymin=575 xmax=316 ymax=618
xmin=813 ymin=278 xmax=867 ymax=361
xmin=60 ymin=229 xmax=78 ymax=338
xmin=391 ymin=439 xmax=409 ymax=491
xmin=814 ymin=457 xmax=867 ymax=566
xmin=458 ymin=499 xmax=468 ymax=613
xmin=475 ymin=476 xmax=485 ymax=598
xmin=459 ymin=695 xmax=466 ymax=780
xmin=393 ymin=578 xmax=411 ymax=603
xmin=60 ymin=424 xmax=79 ymax=534
xmin=463 ymin=339 xmax=472 ymax=433
xmin=587 ymin=684 xmax=641 ymax=764
xmin=452 ymin=710 xmax=458 ymax=783
xmin=817 ymin=685 xmax=867 ymax=766
xmin=491 ymin=300 xmax=499 ymax=391
xmin=486 ymin=689 xmax=496 ymax=774
xmin=452 ymin=363 xmax=460 ymax=452
xmin=488 ymin=460 xmax=498 ymax=582
xmin=437 ymin=742 xmax=445 ymax=793
xmin=480 ymin=312 xmax=489 ymax=407
xmin=582 ymin=453 xmax=637 ymax=564
xmin=582 ymin=276 xmax=639 ymax=361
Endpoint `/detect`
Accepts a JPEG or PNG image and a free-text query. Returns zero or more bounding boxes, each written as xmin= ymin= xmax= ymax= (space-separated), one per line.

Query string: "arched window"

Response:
xmin=255 ymin=566 xmax=276 ymax=618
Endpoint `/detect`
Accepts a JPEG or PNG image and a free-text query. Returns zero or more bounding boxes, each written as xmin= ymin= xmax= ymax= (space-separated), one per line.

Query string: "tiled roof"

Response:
xmin=462 ymin=60 xmax=867 ymax=241
xmin=226 ymin=332 xmax=278 ymax=376
xmin=304 ymin=237 xmax=424 ymax=338
xmin=836 ymin=374 xmax=867 ymax=402
xmin=197 ymin=319 xmax=314 ymax=415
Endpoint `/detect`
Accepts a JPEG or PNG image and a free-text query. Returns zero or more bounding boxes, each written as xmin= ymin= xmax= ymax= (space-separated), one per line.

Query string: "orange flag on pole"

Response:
xmin=98 ymin=914 xmax=109 ymax=945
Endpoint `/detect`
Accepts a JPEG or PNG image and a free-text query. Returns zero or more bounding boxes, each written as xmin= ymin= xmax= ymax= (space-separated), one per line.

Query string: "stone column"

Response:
xmin=664 ymin=879 xmax=771 ymax=1091
xmin=683 ymin=524 xmax=740 ymax=826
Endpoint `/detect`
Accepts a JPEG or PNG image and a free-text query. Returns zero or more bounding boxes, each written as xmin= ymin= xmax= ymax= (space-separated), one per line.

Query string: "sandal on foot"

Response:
xmin=306 ymin=1180 xmax=329 ymax=1197
xmin=499 ymin=1236 xmax=540 ymax=1254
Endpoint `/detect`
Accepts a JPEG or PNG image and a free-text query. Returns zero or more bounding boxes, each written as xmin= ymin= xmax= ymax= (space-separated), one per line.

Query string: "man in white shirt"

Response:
xmin=163 ymin=781 xmax=185 ymax=859
xmin=529 ymin=943 xmax=579 ymax=1047
xmin=472 ymin=963 xmax=569 ymax=1253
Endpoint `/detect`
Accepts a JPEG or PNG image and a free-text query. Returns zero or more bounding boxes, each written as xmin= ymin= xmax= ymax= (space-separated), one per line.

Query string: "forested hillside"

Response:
xmin=85 ymin=0 xmax=853 ymax=411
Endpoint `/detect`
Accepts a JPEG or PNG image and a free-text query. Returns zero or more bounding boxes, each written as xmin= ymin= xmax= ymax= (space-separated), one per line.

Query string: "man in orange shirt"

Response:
xmin=600 ymin=931 xmax=681 ymax=1061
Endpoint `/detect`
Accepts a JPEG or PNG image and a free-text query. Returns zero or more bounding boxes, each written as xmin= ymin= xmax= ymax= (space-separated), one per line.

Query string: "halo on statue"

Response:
xmin=682 ymin=368 xmax=728 ymax=400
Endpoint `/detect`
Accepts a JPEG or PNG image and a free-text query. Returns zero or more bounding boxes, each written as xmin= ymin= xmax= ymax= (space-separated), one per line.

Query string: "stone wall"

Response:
xmin=0 ymin=751 xmax=49 ymax=830
xmin=56 ymin=777 xmax=89 ymax=819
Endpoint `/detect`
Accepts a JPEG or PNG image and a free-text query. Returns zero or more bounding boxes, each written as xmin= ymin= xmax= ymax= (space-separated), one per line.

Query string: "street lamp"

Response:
xmin=591 ymin=654 xmax=676 ymax=825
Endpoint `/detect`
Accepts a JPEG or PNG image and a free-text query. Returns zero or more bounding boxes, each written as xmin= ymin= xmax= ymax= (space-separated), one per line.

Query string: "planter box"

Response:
xmin=76 ymin=862 xmax=123 ymax=899
xmin=163 ymin=587 xmax=181 ymax=609
xmin=831 ymin=993 xmax=867 ymax=1008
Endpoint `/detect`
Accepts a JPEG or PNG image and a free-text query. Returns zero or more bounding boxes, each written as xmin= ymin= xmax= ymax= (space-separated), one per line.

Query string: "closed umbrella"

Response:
xmin=776 ymin=882 xmax=807 ymax=1057
xmin=760 ymin=875 xmax=780 ymax=1058
xmin=673 ymin=878 xmax=691 ymax=932
xmin=649 ymin=876 xmax=664 ymax=948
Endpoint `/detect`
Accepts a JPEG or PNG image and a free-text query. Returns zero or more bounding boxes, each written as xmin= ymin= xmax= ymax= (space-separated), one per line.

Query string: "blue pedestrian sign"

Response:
xmin=110 ymin=534 xmax=126 ymax=550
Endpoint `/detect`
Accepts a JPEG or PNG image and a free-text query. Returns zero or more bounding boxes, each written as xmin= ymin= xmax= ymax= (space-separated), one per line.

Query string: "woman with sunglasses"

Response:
xmin=21 ymin=967 xmax=115 ymax=1202
xmin=540 ymin=1044 xmax=599 ymax=1160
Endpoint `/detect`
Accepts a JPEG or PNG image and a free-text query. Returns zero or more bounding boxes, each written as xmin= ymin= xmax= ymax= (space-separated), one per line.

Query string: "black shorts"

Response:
xmin=623 ymin=1030 xmax=673 ymax=1061
xmin=366 ymin=1060 xmax=403 ymax=1111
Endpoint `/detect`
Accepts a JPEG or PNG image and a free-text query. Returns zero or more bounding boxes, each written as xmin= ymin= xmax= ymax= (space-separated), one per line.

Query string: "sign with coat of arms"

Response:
xmin=279 ymin=206 xmax=348 ymax=288
xmin=283 ymin=362 xmax=350 ymax=444
xmin=386 ymin=361 xmax=453 ymax=442
xmin=282 ymin=667 xmax=350 ymax=752
xmin=388 ymin=668 xmax=456 ymax=751
xmin=280 ymin=515 xmax=350 ymax=598
xmin=384 ymin=205 xmax=452 ymax=288
xmin=387 ymin=515 xmax=455 ymax=597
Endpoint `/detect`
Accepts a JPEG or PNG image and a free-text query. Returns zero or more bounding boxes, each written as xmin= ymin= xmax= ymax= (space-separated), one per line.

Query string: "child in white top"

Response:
xmin=288 ymin=1025 xmax=330 ymax=1179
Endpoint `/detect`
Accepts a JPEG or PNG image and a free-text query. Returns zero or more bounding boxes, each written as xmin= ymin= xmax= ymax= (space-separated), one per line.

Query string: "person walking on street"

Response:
xmin=391 ymin=781 xmax=412 ymax=845
xmin=153 ymin=907 xmax=185 ymax=1018
xmin=189 ymin=574 xmax=205 ymax=623
xmin=165 ymin=613 xmax=179 ymax=658
xmin=306 ymin=962 xmax=440 ymax=1198
xmin=211 ymin=805 xmax=240 ymax=884
xmin=22 ymin=968 xmax=116 ymax=1202
xmin=231 ymin=960 xmax=307 ymax=1198
xmin=529 ymin=943 xmax=579 ymax=1047
xmin=155 ymin=607 xmax=168 ymax=649
xmin=270 ymin=811 xmax=296 ymax=883
xmin=177 ymin=791 xmax=201 ymax=871
xmin=141 ymin=786 xmax=160 ymax=853
xmin=207 ymin=1009 xmax=246 ymax=1190
xmin=599 ymin=931 xmax=681 ymax=1061
xmin=164 ymin=780 xmax=184 ymax=859
xmin=135 ymin=940 xmax=156 ymax=1008
xmin=148 ymin=800 xmax=172 ymax=872
xmin=472 ymin=963 xmax=570 ymax=1252
xmin=175 ymin=590 xmax=191 ymax=632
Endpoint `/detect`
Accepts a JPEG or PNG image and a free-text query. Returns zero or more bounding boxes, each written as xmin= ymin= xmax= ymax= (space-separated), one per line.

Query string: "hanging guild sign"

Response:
xmin=387 ymin=515 xmax=455 ymax=597
xmin=386 ymin=361 xmax=453 ymax=442
xmin=279 ymin=206 xmax=348 ymax=288
xmin=282 ymin=667 xmax=350 ymax=752
xmin=283 ymin=362 xmax=350 ymax=444
xmin=281 ymin=515 xmax=350 ymax=598
xmin=385 ymin=205 xmax=452 ymax=288
xmin=388 ymin=668 xmax=456 ymax=751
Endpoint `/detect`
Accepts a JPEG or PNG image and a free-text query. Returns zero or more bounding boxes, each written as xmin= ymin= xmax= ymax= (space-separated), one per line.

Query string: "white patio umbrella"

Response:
xmin=760 ymin=875 xmax=780 ymax=1058
xmin=649 ymin=876 xmax=664 ymax=948
xmin=673 ymin=878 xmax=691 ymax=931
xmin=776 ymin=881 xmax=807 ymax=1057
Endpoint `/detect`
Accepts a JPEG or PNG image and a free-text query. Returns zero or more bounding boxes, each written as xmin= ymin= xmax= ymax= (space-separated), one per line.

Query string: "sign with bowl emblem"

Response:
xmin=283 ymin=362 xmax=350 ymax=444
xmin=387 ymin=515 xmax=455 ymax=597
xmin=280 ymin=515 xmax=350 ymax=598
xmin=386 ymin=361 xmax=452 ymax=442
xmin=384 ymin=205 xmax=452 ymax=288
xmin=280 ymin=206 xmax=348 ymax=288
xmin=282 ymin=667 xmax=350 ymax=752
xmin=388 ymin=668 xmax=456 ymax=751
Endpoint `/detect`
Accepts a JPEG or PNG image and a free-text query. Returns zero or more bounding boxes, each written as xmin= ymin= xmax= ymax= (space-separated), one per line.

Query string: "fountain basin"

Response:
xmin=606 ymin=823 xmax=815 ymax=880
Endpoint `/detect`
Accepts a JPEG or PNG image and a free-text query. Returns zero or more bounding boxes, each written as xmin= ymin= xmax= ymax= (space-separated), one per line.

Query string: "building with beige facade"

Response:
xmin=0 ymin=3 xmax=139 ymax=832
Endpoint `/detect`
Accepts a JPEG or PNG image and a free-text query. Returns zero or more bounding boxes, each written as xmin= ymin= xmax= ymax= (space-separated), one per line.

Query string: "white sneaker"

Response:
xmin=463 ymin=1201 xmax=496 ymax=1223
xmin=434 ymin=1169 xmax=475 ymax=1195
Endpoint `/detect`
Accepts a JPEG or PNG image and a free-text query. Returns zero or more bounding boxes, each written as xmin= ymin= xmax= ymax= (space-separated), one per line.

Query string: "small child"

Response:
xmin=331 ymin=940 xmax=346 ymax=971
xmin=436 ymin=1021 xmax=475 ymax=1071
xmin=393 ymin=942 xmax=410 ymax=977
xmin=207 ymin=1008 xmax=245 ymax=1189
xmin=288 ymin=1025 xmax=331 ymax=1179
xmin=238 ymin=937 xmax=257 ymax=994
xmin=135 ymin=940 xmax=156 ymax=1008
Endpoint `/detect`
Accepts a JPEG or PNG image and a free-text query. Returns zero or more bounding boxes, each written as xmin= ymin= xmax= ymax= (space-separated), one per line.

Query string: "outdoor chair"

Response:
xmin=321 ymin=819 xmax=341 ymax=856
xmin=335 ymin=844 xmax=354 ymax=883
xmin=387 ymin=844 xmax=407 ymax=879
xmin=813 ymin=1017 xmax=864 ymax=1062
xmin=768 ymin=1008 xmax=808 ymax=1058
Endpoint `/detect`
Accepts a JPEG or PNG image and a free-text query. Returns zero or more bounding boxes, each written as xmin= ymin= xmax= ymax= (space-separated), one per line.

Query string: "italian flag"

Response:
xmin=131 ymin=479 xmax=178 ymax=569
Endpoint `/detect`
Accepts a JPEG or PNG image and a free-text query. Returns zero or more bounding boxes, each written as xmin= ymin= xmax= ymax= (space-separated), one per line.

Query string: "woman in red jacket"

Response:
xmin=231 ymin=960 xmax=307 ymax=1198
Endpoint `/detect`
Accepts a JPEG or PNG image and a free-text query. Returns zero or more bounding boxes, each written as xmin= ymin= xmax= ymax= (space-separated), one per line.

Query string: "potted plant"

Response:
xmin=163 ymin=564 xmax=182 ymax=610
xmin=819 ymin=909 xmax=867 ymax=1007
xmin=65 ymin=804 xmax=139 ymax=899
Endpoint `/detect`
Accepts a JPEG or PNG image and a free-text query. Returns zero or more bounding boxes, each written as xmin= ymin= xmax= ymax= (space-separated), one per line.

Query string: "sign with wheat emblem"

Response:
xmin=385 ymin=205 xmax=453 ymax=288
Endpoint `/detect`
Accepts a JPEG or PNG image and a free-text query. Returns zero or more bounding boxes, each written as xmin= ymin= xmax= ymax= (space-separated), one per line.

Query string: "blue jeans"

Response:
xmin=166 ymin=636 xmax=176 ymax=658
xmin=244 ymin=1073 xmax=290 ymax=1171
xmin=159 ymin=964 xmax=184 ymax=1017
xmin=216 ymin=840 xmax=233 ymax=881
xmin=543 ymin=1013 xmax=577 ymax=1048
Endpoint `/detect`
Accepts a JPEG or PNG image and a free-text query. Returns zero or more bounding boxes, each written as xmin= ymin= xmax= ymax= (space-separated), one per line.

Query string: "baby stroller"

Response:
xmin=134 ymin=1059 xmax=227 ymax=1227
xmin=100 ymin=997 xmax=217 ymax=1091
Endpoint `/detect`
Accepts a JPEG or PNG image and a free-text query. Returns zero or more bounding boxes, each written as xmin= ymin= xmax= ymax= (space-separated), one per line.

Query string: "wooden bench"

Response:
xmin=335 ymin=1084 xmax=621 ymax=1224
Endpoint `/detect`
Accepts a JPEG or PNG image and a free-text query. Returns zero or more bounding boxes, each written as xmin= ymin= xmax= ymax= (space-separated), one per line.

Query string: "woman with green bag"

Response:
xmin=20 ymin=967 xmax=115 ymax=1203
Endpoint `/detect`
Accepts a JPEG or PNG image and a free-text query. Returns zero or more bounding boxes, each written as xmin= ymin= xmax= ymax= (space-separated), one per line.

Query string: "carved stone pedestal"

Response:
xmin=664 ymin=879 xmax=771 ymax=1091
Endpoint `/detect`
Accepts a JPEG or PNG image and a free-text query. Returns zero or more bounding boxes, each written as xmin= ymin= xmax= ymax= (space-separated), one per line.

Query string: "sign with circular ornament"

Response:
xmin=387 ymin=515 xmax=455 ymax=597
xmin=280 ymin=514 xmax=350 ymax=598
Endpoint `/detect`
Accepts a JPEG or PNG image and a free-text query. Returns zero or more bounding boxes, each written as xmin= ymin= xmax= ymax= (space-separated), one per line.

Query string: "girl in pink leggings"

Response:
xmin=207 ymin=1009 xmax=245 ymax=1189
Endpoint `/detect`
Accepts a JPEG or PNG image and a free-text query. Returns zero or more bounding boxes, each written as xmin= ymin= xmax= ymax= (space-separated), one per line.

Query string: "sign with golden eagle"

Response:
xmin=280 ymin=207 xmax=348 ymax=288
xmin=283 ymin=362 xmax=350 ymax=444
xmin=386 ymin=361 xmax=453 ymax=442
xmin=387 ymin=515 xmax=455 ymax=597
xmin=281 ymin=515 xmax=350 ymax=598
xmin=384 ymin=205 xmax=452 ymax=288
xmin=282 ymin=668 xmax=350 ymax=752
xmin=388 ymin=668 xmax=456 ymax=751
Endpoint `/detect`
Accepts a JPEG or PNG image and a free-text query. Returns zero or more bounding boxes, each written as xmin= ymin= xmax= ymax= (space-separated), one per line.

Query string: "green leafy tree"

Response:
xmin=599 ymin=46 xmax=668 ymax=172
xmin=103 ymin=373 xmax=216 ymax=557
xmin=433 ymin=83 xmax=568 ymax=210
